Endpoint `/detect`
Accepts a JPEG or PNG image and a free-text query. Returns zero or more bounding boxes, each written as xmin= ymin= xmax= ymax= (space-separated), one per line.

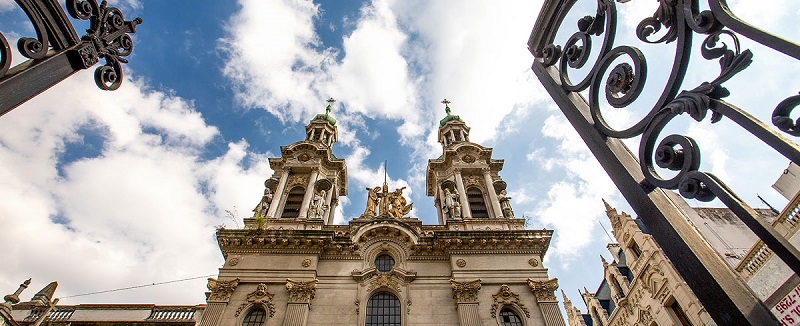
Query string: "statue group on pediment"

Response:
xmin=363 ymin=184 xmax=413 ymax=218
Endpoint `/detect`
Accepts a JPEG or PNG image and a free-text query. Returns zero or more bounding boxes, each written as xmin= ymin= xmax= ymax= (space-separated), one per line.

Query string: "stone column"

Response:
xmin=298 ymin=168 xmax=319 ymax=219
xmin=323 ymin=184 xmax=334 ymax=224
xmin=267 ymin=168 xmax=291 ymax=218
xmin=454 ymin=169 xmax=472 ymax=219
xmin=482 ymin=168 xmax=503 ymax=218
xmin=198 ymin=278 xmax=239 ymax=326
xmin=528 ymin=279 xmax=566 ymax=326
xmin=451 ymin=279 xmax=482 ymax=326
xmin=436 ymin=187 xmax=445 ymax=224
xmin=283 ymin=279 xmax=317 ymax=326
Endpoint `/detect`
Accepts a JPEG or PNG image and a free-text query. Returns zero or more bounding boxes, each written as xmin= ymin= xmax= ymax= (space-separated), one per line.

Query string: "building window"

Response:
xmin=242 ymin=307 xmax=267 ymax=326
xmin=467 ymin=187 xmax=489 ymax=218
xmin=669 ymin=300 xmax=693 ymax=326
xmin=499 ymin=308 xmax=523 ymax=326
xmin=375 ymin=254 xmax=395 ymax=272
xmin=366 ymin=292 xmax=400 ymax=326
xmin=628 ymin=241 xmax=642 ymax=261
xmin=280 ymin=186 xmax=305 ymax=218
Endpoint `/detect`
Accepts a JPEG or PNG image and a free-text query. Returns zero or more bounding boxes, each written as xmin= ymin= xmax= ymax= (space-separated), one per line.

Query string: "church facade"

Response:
xmin=200 ymin=102 xmax=566 ymax=326
xmin=4 ymin=102 xmax=567 ymax=326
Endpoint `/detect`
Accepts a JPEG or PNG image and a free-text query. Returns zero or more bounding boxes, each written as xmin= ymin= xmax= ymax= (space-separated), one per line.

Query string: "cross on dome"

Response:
xmin=441 ymin=98 xmax=451 ymax=115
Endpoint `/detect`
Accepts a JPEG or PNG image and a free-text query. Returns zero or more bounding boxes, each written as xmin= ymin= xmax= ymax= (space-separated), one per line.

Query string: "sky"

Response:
xmin=0 ymin=0 xmax=799 ymax=315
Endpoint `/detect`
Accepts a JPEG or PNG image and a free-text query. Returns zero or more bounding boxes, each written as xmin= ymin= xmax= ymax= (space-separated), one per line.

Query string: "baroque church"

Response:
xmin=2 ymin=101 xmax=567 ymax=326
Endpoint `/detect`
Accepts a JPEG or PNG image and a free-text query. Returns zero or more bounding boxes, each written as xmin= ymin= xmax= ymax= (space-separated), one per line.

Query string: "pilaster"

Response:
xmin=282 ymin=279 xmax=317 ymax=326
xmin=529 ymin=278 xmax=566 ymax=326
xmin=199 ymin=278 xmax=239 ymax=326
xmin=451 ymin=279 xmax=482 ymax=326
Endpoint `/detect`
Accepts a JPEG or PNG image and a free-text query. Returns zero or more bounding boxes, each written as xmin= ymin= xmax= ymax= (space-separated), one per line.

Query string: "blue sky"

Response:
xmin=0 ymin=0 xmax=798 ymax=315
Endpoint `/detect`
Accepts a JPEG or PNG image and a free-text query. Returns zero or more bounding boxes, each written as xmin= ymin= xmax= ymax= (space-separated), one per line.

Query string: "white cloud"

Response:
xmin=531 ymin=114 xmax=618 ymax=262
xmin=0 ymin=71 xmax=267 ymax=304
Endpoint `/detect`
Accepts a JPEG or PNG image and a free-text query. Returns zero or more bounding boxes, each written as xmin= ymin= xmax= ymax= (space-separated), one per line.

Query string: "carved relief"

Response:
xmin=456 ymin=259 xmax=466 ymax=267
xmin=528 ymin=258 xmax=538 ymax=267
xmin=528 ymin=278 xmax=559 ymax=302
xmin=462 ymin=175 xmax=483 ymax=188
xmin=235 ymin=283 xmax=275 ymax=317
xmin=491 ymin=285 xmax=530 ymax=318
xmin=228 ymin=257 xmax=239 ymax=266
xmin=287 ymin=175 xmax=310 ymax=188
xmin=302 ymin=259 xmax=312 ymax=267
xmin=286 ymin=279 xmax=317 ymax=304
xmin=450 ymin=279 xmax=481 ymax=303
xmin=297 ymin=152 xmax=311 ymax=162
xmin=206 ymin=278 xmax=239 ymax=302
xmin=366 ymin=273 xmax=403 ymax=293
xmin=462 ymin=154 xmax=476 ymax=163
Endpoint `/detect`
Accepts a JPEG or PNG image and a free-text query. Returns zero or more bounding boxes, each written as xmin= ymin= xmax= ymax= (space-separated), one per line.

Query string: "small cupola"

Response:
xmin=437 ymin=99 xmax=470 ymax=148
xmin=305 ymin=97 xmax=338 ymax=147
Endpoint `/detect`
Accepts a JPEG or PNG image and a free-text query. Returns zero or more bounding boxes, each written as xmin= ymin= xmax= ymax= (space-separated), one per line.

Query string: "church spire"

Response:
xmin=437 ymin=99 xmax=470 ymax=148
xmin=305 ymin=98 xmax=338 ymax=147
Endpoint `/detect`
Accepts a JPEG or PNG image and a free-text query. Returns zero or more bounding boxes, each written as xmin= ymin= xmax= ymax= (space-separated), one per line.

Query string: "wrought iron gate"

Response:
xmin=530 ymin=0 xmax=800 ymax=324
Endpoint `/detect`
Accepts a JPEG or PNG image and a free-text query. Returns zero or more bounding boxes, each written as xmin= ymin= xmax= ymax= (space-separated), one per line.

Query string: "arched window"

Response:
xmin=242 ymin=307 xmax=267 ymax=326
xmin=499 ymin=308 xmax=523 ymax=326
xmin=281 ymin=186 xmax=305 ymax=218
xmin=375 ymin=254 xmax=395 ymax=272
xmin=366 ymin=292 xmax=401 ymax=326
xmin=467 ymin=187 xmax=489 ymax=218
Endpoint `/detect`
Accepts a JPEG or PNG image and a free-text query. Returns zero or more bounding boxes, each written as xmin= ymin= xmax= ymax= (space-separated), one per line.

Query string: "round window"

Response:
xmin=375 ymin=254 xmax=395 ymax=272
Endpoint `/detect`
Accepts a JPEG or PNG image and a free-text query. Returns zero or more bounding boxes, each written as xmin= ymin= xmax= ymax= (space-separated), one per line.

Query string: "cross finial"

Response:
xmin=441 ymin=99 xmax=451 ymax=115
xmin=326 ymin=97 xmax=335 ymax=115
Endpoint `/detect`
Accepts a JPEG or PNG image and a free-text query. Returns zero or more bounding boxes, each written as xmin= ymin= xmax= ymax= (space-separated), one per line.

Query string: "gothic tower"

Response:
xmin=249 ymin=98 xmax=348 ymax=228
xmin=426 ymin=99 xmax=516 ymax=226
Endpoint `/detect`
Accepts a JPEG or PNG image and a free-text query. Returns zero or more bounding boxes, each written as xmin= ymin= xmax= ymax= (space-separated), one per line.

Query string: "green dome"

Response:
xmin=312 ymin=113 xmax=336 ymax=126
xmin=439 ymin=114 xmax=462 ymax=127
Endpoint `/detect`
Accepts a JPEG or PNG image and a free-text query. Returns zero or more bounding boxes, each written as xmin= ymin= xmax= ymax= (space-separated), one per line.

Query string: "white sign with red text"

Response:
xmin=774 ymin=283 xmax=800 ymax=326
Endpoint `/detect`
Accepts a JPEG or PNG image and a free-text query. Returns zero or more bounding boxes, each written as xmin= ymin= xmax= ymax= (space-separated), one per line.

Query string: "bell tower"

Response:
xmin=249 ymin=98 xmax=348 ymax=229
xmin=426 ymin=99 xmax=517 ymax=228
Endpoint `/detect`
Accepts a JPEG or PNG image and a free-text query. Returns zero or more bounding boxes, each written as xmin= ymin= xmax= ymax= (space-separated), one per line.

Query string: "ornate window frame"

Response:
xmin=495 ymin=305 xmax=527 ymax=326
xmin=234 ymin=283 xmax=276 ymax=325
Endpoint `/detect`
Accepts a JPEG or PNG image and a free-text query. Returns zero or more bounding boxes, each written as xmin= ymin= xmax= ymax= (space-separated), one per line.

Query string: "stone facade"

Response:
xmin=563 ymin=202 xmax=715 ymax=326
xmin=196 ymin=104 xmax=567 ymax=326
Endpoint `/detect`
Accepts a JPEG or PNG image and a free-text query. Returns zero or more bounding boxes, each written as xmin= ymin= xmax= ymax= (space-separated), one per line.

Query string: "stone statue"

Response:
xmin=499 ymin=189 xmax=514 ymax=218
xmin=311 ymin=190 xmax=326 ymax=219
xmin=363 ymin=184 xmax=412 ymax=218
xmin=443 ymin=188 xmax=461 ymax=220
xmin=388 ymin=187 xmax=413 ymax=218
xmin=363 ymin=186 xmax=380 ymax=216
xmin=253 ymin=188 xmax=273 ymax=218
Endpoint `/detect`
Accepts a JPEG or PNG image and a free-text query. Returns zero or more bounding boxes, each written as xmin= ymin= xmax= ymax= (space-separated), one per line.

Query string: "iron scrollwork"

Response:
xmin=0 ymin=0 xmax=142 ymax=114
xmin=67 ymin=0 xmax=142 ymax=90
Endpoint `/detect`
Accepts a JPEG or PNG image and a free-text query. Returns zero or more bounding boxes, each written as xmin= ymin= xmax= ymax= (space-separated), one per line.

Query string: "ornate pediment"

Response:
xmin=491 ymin=285 xmax=530 ymax=318
xmin=206 ymin=278 xmax=239 ymax=303
xmin=450 ymin=279 xmax=481 ymax=303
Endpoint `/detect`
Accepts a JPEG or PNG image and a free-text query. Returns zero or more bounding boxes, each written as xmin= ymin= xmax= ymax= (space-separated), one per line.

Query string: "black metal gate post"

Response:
xmin=529 ymin=0 xmax=800 ymax=324
xmin=0 ymin=0 xmax=142 ymax=116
